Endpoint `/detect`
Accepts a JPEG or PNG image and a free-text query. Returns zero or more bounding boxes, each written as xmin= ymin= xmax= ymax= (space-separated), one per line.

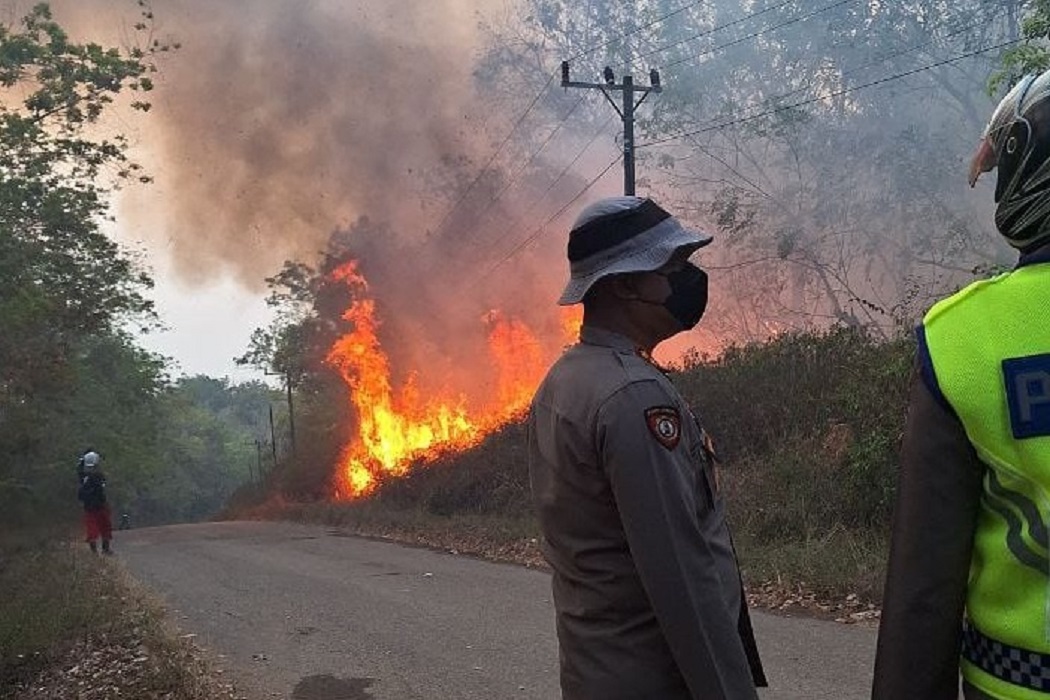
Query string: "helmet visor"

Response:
xmin=969 ymin=138 xmax=997 ymax=188
xmin=970 ymin=75 xmax=1039 ymax=188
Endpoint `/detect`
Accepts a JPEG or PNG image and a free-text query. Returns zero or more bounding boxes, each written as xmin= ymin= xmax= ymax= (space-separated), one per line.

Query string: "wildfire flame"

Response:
xmin=325 ymin=260 xmax=580 ymax=498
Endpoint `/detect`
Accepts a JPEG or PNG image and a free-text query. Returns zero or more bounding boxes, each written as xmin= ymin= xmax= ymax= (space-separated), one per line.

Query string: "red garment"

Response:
xmin=84 ymin=506 xmax=112 ymax=542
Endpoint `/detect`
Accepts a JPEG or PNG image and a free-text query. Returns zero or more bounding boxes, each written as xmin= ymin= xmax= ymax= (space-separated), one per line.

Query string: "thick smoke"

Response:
xmin=48 ymin=0 xmax=604 ymax=396
xmin=138 ymin=0 xmax=506 ymax=286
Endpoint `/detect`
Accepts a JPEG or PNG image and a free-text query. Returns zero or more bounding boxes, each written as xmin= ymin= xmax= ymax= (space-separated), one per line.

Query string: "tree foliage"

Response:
xmin=0 ymin=3 xmax=265 ymax=529
xmin=477 ymin=0 xmax=1022 ymax=341
xmin=0 ymin=2 xmax=159 ymax=409
xmin=994 ymin=0 xmax=1050 ymax=91
xmin=235 ymin=222 xmax=390 ymax=500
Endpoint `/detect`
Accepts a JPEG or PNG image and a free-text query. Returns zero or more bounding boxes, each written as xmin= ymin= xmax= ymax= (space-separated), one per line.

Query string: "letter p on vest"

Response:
xmin=1004 ymin=355 xmax=1050 ymax=439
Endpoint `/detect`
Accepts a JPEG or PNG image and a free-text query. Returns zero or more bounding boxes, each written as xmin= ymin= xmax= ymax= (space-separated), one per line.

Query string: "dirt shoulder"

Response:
xmin=1 ymin=538 xmax=240 ymax=700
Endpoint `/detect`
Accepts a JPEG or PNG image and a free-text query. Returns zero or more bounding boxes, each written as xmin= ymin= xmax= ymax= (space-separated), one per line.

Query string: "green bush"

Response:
xmin=680 ymin=327 xmax=913 ymax=534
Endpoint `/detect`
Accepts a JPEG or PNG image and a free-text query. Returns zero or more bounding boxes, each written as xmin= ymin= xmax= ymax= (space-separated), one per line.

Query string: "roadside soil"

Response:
xmin=4 ymin=549 xmax=240 ymax=700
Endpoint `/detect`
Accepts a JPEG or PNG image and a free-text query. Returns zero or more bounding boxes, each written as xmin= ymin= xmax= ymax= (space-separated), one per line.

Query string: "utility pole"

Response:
xmin=561 ymin=61 xmax=662 ymax=196
xmin=264 ymin=367 xmax=297 ymax=458
xmin=285 ymin=371 xmax=297 ymax=457
xmin=254 ymin=439 xmax=264 ymax=480
xmin=268 ymin=405 xmax=279 ymax=468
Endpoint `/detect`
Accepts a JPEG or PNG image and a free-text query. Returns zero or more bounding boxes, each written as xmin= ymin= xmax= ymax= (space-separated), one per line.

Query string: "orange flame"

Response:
xmin=559 ymin=306 xmax=583 ymax=343
xmin=325 ymin=260 xmax=572 ymax=498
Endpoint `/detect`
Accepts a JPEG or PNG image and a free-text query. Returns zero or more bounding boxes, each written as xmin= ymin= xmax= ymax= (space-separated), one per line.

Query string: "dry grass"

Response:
xmin=0 ymin=531 xmax=238 ymax=700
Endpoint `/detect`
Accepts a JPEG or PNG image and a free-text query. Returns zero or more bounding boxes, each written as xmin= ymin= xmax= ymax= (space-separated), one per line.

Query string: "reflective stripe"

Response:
xmin=963 ymin=621 xmax=1050 ymax=692
xmin=986 ymin=470 xmax=1050 ymax=573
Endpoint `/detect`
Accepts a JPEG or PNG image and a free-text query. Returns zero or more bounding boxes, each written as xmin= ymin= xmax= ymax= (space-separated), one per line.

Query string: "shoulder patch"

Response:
xmin=1003 ymin=354 xmax=1050 ymax=439
xmin=645 ymin=406 xmax=681 ymax=450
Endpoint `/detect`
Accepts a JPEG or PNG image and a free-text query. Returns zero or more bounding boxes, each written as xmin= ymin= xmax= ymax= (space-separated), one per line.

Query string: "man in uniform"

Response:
xmin=872 ymin=71 xmax=1050 ymax=699
xmin=528 ymin=196 xmax=766 ymax=700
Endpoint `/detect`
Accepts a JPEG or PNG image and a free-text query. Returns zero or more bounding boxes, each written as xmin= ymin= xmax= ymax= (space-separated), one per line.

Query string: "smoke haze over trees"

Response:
xmin=86 ymin=0 xmax=1030 ymax=358
xmin=477 ymin=0 xmax=1028 ymax=343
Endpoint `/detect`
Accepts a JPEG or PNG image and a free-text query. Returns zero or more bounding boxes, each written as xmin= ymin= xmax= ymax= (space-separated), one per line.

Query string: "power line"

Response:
xmin=658 ymin=0 xmax=859 ymax=71
xmin=529 ymin=114 xmax=618 ymax=209
xmin=639 ymin=37 xmax=1024 ymax=149
xmin=675 ymin=8 xmax=1002 ymax=196
xmin=475 ymin=1 xmax=860 ymax=273
xmin=460 ymin=95 xmax=588 ymax=244
xmin=429 ymin=0 xmax=853 ymax=250
xmin=567 ymin=0 xmax=709 ymax=62
xmin=466 ymin=6 xmax=1011 ymax=277
xmin=754 ymin=7 xmax=1004 ymax=110
xmin=427 ymin=71 xmax=558 ymax=243
xmin=569 ymin=0 xmax=814 ymax=73
xmin=687 ymin=138 xmax=777 ymax=201
xmin=630 ymin=0 xmax=805 ymax=68
xmin=427 ymin=0 xmax=955 ymax=254
xmin=626 ymin=0 xmax=802 ymax=71
xmin=483 ymin=155 xmax=622 ymax=278
xmin=426 ymin=2 xmax=698 ymax=247
xmin=473 ymin=113 xmax=618 ymax=268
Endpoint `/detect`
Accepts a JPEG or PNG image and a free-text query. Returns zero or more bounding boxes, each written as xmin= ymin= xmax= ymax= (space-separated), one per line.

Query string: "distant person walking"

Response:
xmin=77 ymin=451 xmax=113 ymax=555
xmin=528 ymin=196 xmax=766 ymax=700
xmin=872 ymin=70 xmax=1050 ymax=700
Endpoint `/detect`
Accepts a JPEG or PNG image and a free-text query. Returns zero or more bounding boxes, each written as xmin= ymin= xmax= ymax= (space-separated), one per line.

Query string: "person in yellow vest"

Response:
xmin=872 ymin=71 xmax=1050 ymax=700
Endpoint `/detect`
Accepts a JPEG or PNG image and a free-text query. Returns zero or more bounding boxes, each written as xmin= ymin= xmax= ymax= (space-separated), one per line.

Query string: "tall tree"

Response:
xmin=0 ymin=1 xmax=166 ymax=523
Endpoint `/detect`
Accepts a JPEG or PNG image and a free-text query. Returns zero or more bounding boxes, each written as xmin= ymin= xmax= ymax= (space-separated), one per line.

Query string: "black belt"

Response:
xmin=962 ymin=621 xmax=1050 ymax=692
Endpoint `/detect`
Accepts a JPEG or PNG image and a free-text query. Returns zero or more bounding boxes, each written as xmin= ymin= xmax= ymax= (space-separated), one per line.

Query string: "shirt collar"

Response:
xmin=579 ymin=325 xmax=639 ymax=353
xmin=1018 ymin=242 xmax=1050 ymax=269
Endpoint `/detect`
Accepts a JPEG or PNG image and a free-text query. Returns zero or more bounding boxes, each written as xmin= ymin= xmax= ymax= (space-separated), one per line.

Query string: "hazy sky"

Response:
xmin=136 ymin=262 xmax=274 ymax=382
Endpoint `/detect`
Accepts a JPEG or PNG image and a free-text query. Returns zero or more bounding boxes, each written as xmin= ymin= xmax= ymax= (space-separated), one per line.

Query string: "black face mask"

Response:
xmin=657 ymin=263 xmax=709 ymax=330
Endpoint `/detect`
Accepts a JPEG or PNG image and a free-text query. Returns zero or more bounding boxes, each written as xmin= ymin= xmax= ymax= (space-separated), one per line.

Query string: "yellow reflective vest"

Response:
xmin=921 ymin=255 xmax=1050 ymax=698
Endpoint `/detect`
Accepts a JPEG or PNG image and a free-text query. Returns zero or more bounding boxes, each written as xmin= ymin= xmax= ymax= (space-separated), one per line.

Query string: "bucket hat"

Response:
xmin=558 ymin=196 xmax=712 ymax=305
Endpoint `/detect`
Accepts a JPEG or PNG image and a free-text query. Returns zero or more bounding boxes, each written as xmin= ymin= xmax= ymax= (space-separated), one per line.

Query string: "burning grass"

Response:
xmin=324 ymin=259 xmax=578 ymax=497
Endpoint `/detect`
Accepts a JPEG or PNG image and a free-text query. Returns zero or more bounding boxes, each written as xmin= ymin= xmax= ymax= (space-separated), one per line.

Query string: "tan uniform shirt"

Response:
xmin=528 ymin=325 xmax=765 ymax=700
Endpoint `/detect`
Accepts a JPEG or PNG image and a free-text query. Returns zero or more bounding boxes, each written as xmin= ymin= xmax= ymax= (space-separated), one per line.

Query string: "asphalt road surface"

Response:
xmin=118 ymin=521 xmax=878 ymax=700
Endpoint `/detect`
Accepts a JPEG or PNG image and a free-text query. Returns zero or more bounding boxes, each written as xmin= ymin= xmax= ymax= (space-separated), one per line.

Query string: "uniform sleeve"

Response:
xmin=597 ymin=379 xmax=758 ymax=700
xmin=871 ymin=362 xmax=983 ymax=700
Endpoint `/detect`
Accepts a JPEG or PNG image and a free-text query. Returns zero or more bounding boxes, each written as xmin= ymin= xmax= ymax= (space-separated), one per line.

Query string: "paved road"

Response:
xmin=118 ymin=521 xmax=878 ymax=700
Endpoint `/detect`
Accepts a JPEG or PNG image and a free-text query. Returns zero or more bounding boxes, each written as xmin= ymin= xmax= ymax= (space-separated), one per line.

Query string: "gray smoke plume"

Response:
xmin=46 ymin=0 xmax=600 ymax=396
xmin=136 ymin=0 xmax=508 ymax=287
